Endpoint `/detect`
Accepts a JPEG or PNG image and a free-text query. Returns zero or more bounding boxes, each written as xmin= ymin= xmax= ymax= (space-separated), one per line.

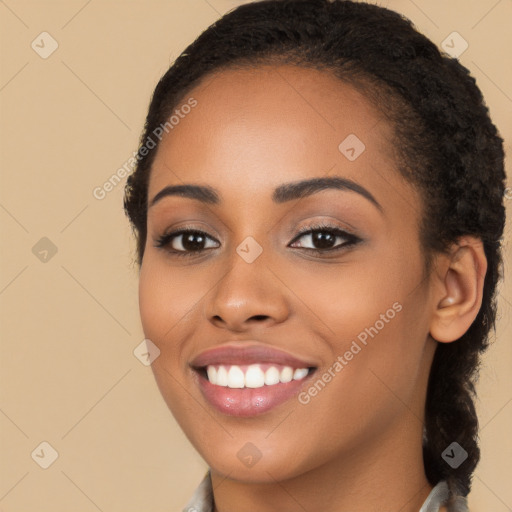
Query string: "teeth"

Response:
xmin=280 ymin=366 xmax=293 ymax=383
xmin=293 ymin=368 xmax=309 ymax=380
xmin=227 ymin=365 xmax=245 ymax=388
xmin=206 ymin=366 xmax=217 ymax=384
xmin=264 ymin=366 xmax=280 ymax=385
xmin=245 ymin=365 xmax=265 ymax=388
xmin=216 ymin=366 xmax=228 ymax=386
xmin=205 ymin=364 xmax=310 ymax=388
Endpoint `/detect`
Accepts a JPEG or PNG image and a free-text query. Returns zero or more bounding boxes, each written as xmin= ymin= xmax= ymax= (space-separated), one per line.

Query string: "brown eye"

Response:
xmin=289 ymin=224 xmax=360 ymax=253
xmin=155 ymin=229 xmax=219 ymax=256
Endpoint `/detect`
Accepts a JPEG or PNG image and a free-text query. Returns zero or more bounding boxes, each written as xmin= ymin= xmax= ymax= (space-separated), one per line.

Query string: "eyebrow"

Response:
xmin=149 ymin=176 xmax=383 ymax=212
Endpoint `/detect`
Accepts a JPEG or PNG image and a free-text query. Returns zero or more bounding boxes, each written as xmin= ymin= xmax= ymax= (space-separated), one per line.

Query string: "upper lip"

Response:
xmin=190 ymin=342 xmax=317 ymax=369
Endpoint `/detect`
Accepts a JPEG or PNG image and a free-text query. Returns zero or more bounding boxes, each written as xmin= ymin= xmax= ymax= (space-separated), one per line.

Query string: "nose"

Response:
xmin=204 ymin=251 xmax=290 ymax=333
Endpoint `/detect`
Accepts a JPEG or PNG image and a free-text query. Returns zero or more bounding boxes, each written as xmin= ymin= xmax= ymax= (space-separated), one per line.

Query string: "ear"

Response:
xmin=429 ymin=236 xmax=487 ymax=343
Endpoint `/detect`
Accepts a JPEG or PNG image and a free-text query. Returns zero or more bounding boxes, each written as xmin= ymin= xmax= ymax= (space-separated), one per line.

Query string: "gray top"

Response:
xmin=183 ymin=472 xmax=469 ymax=512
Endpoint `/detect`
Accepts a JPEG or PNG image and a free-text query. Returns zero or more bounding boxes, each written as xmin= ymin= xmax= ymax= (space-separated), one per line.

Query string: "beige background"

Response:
xmin=0 ymin=0 xmax=510 ymax=510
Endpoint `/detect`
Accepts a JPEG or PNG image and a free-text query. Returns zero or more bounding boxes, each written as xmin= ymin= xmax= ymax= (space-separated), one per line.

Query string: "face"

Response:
xmin=139 ymin=64 xmax=438 ymax=483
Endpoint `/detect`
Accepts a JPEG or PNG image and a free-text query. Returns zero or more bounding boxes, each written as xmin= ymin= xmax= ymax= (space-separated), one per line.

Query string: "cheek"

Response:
xmin=138 ymin=267 xmax=166 ymax=340
xmin=281 ymin=300 xmax=428 ymax=474
xmin=138 ymin=255 xmax=201 ymax=344
xmin=138 ymin=258 xmax=198 ymax=424
xmin=289 ymin=243 xmax=422 ymax=341
xmin=138 ymin=254 xmax=212 ymax=396
xmin=288 ymin=243 xmax=429 ymax=397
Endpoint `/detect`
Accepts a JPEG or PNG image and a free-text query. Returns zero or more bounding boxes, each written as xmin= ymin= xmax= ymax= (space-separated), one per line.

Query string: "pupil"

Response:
xmin=183 ymin=233 xmax=204 ymax=251
xmin=313 ymin=231 xmax=335 ymax=249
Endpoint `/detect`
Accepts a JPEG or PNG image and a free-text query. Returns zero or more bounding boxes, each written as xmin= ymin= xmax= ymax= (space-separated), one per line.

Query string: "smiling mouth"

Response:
xmin=190 ymin=343 xmax=318 ymax=416
xmin=193 ymin=363 xmax=317 ymax=417
xmin=197 ymin=363 xmax=315 ymax=389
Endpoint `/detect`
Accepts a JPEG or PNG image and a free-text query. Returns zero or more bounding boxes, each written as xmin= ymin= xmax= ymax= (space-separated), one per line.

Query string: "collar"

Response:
xmin=182 ymin=472 xmax=469 ymax=512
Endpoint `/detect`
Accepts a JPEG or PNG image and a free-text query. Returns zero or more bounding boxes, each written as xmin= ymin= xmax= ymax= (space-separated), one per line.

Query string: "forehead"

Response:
xmin=148 ymin=64 xmax=415 ymax=212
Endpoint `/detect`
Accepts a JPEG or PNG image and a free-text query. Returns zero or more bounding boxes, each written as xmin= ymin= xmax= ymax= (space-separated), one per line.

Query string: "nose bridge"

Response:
xmin=205 ymin=236 xmax=288 ymax=329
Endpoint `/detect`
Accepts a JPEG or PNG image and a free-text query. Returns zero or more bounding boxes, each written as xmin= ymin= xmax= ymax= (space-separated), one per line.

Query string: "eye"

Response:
xmin=154 ymin=222 xmax=361 ymax=258
xmin=288 ymin=223 xmax=360 ymax=253
xmin=154 ymin=228 xmax=219 ymax=257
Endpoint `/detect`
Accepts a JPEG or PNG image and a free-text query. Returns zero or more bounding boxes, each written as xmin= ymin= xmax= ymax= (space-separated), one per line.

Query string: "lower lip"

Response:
xmin=197 ymin=373 xmax=311 ymax=417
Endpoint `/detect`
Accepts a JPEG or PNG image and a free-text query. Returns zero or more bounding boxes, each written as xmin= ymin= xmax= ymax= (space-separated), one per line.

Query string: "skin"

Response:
xmin=138 ymin=65 xmax=486 ymax=512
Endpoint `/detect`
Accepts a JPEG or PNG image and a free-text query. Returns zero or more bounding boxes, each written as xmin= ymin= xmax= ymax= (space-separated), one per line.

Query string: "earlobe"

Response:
xmin=429 ymin=238 xmax=487 ymax=343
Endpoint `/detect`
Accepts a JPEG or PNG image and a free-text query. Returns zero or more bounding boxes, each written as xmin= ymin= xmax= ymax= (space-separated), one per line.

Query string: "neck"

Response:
xmin=211 ymin=414 xmax=433 ymax=512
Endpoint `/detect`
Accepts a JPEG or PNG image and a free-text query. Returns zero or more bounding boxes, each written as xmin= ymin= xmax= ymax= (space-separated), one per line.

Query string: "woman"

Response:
xmin=123 ymin=1 xmax=506 ymax=510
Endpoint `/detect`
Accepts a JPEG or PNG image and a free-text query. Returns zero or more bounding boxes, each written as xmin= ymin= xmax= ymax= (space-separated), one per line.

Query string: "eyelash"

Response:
xmin=154 ymin=222 xmax=361 ymax=259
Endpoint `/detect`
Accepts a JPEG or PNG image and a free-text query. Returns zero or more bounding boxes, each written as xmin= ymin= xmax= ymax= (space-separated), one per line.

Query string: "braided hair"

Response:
xmin=124 ymin=0 xmax=506 ymax=500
